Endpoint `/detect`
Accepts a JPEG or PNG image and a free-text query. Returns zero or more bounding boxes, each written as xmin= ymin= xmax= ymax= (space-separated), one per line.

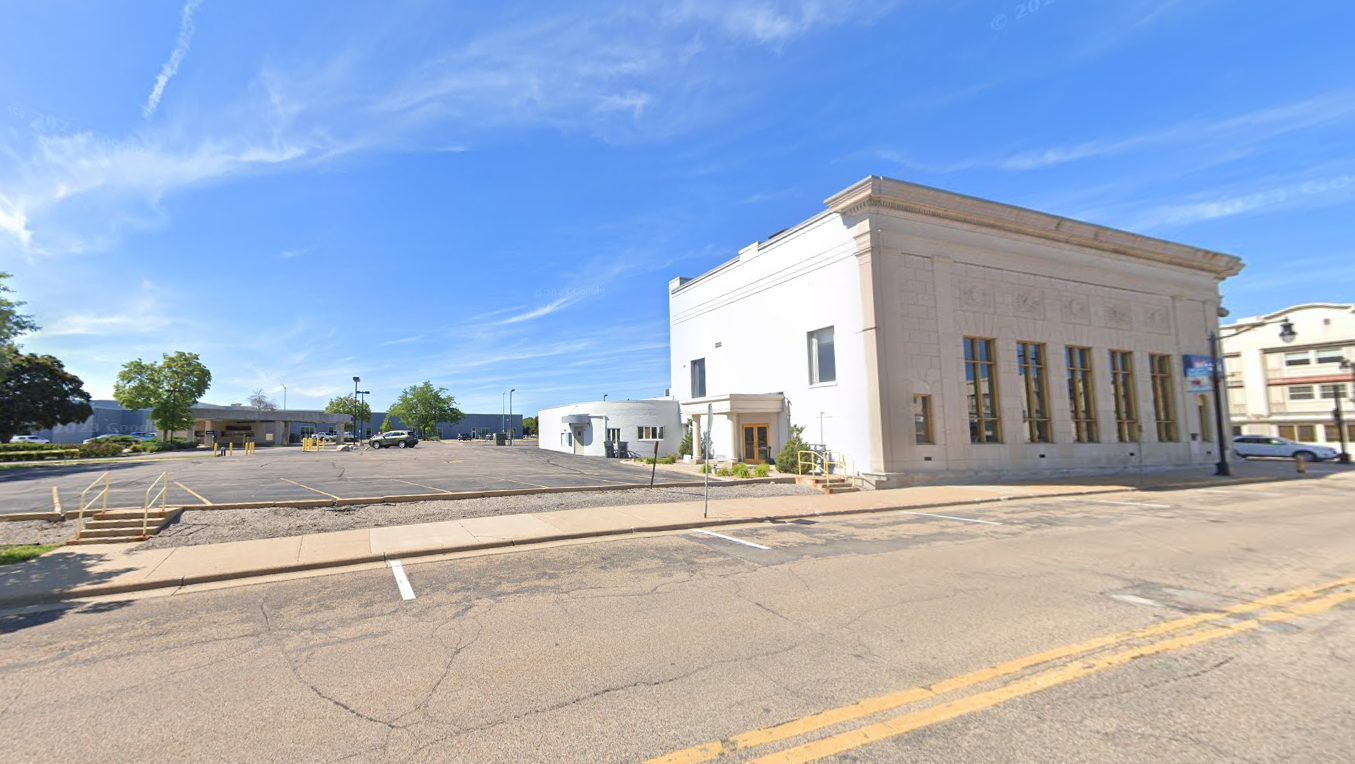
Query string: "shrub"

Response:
xmin=716 ymin=467 xmax=733 ymax=477
xmin=678 ymin=422 xmax=693 ymax=457
xmin=661 ymin=454 xmax=678 ymax=465
xmin=0 ymin=449 xmax=79 ymax=462
xmin=730 ymin=462 xmax=751 ymax=479
xmin=0 ymin=442 xmax=61 ymax=453
xmin=754 ymin=463 xmax=771 ymax=478
xmin=77 ymin=442 xmax=125 ymax=458
xmin=775 ymin=425 xmax=810 ymax=474
xmin=142 ymin=438 xmax=198 ymax=453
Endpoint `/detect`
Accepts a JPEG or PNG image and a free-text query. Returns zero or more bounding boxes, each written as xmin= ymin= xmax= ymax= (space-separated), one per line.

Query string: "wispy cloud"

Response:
xmin=381 ymin=335 xmax=425 ymax=346
xmin=279 ymin=246 xmax=312 ymax=259
xmin=143 ymin=0 xmax=207 ymax=119
xmin=1097 ymin=169 xmax=1355 ymax=231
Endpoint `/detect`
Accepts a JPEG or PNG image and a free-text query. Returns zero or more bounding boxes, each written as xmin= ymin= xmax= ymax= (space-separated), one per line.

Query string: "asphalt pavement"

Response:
xmin=0 ymin=470 xmax=1351 ymax=762
xmin=0 ymin=441 xmax=693 ymax=514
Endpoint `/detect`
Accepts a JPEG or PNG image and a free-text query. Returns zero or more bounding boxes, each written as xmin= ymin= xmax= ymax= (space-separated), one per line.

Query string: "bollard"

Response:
xmin=229 ymin=442 xmax=234 ymax=456
xmin=1295 ymin=454 xmax=1308 ymax=475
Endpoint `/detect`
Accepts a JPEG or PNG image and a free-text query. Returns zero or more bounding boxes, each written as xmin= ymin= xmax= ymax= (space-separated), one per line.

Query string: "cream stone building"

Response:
xmin=669 ymin=176 xmax=1244 ymax=487
xmin=1223 ymin=303 xmax=1355 ymax=449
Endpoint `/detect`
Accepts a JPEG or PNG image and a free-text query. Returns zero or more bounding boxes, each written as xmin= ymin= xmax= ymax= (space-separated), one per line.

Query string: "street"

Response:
xmin=1 ymin=470 xmax=1352 ymax=762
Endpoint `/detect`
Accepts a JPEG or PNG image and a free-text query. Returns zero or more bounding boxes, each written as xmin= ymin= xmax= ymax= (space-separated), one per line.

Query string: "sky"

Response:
xmin=1 ymin=0 xmax=1352 ymax=416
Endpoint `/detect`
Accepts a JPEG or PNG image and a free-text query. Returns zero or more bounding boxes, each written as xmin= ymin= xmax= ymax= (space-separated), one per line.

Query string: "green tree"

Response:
xmin=522 ymin=416 xmax=538 ymax=437
xmin=775 ymin=424 xmax=809 ymax=474
xmin=113 ymin=352 xmax=213 ymax=439
xmin=0 ymin=273 xmax=39 ymax=385
xmin=678 ymin=418 xmax=693 ymax=456
xmin=388 ymin=381 xmax=463 ymax=437
xmin=0 ymin=353 xmax=94 ymax=442
xmin=326 ymin=395 xmax=371 ymax=430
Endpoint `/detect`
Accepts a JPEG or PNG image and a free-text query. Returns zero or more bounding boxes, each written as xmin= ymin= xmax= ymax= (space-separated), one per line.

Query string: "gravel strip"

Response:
xmin=138 ymin=483 xmax=820 ymax=552
xmin=0 ymin=520 xmax=75 ymax=547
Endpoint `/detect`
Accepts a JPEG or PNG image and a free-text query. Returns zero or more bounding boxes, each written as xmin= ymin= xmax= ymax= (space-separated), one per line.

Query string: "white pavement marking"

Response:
xmin=901 ymin=511 xmax=1003 ymax=526
xmin=389 ymin=561 xmax=416 ymax=601
xmin=1094 ymin=500 xmax=1173 ymax=509
xmin=692 ymin=529 xmax=771 ymax=550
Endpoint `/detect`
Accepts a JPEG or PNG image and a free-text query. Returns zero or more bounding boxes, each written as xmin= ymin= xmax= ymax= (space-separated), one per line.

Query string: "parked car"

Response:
xmin=314 ymin=432 xmax=336 ymax=443
xmin=456 ymin=433 xmax=473 ymax=441
xmin=1232 ymin=435 xmax=1340 ymax=462
xmin=370 ymin=430 xmax=419 ymax=449
xmin=129 ymin=432 xmax=157 ymax=441
xmin=10 ymin=434 xmax=50 ymax=444
xmin=82 ymin=434 xmax=132 ymax=444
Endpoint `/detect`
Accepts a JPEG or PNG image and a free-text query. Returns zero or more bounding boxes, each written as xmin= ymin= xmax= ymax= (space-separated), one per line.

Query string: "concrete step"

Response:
xmin=67 ymin=536 xmax=148 ymax=545
xmin=77 ymin=527 xmax=155 ymax=539
xmin=85 ymin=518 xmax=155 ymax=529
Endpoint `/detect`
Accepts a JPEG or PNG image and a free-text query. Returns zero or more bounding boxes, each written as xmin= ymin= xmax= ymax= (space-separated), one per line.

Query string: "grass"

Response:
xmin=0 ymin=544 xmax=59 ymax=565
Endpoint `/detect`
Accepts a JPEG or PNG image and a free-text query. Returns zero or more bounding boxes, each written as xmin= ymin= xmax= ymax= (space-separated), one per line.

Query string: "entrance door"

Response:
xmin=573 ymin=426 xmax=584 ymax=455
xmin=743 ymin=425 xmax=770 ymax=462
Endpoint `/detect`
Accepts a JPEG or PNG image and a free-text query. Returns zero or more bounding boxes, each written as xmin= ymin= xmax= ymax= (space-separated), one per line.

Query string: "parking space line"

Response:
xmin=384 ymin=478 xmax=451 ymax=494
xmin=51 ymin=487 xmax=61 ymax=514
xmin=280 ymin=478 xmax=341 ymax=500
xmin=174 ymin=481 xmax=213 ymax=505
xmin=484 ymin=475 xmax=551 ymax=489
xmin=389 ymin=561 xmax=416 ymax=601
xmin=1093 ymin=500 xmax=1173 ymax=509
xmin=901 ymin=511 xmax=1002 ymax=526
xmin=692 ymin=529 xmax=771 ymax=550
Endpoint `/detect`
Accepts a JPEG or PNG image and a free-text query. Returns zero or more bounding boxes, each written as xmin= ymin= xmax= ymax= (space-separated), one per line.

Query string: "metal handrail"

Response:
xmin=75 ymin=472 xmax=111 ymax=539
xmin=143 ymin=472 xmax=169 ymax=538
xmin=797 ymin=449 xmax=857 ymax=482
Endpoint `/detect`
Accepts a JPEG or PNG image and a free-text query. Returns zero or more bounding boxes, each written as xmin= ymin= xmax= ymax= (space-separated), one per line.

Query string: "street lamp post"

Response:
xmin=1209 ymin=317 xmax=1297 ymax=477
xmin=281 ymin=384 xmax=287 ymax=411
xmin=509 ymin=388 xmax=516 ymax=444
xmin=353 ymin=376 xmax=360 ymax=443
xmin=357 ymin=390 xmax=370 ymax=441
xmin=1336 ymin=359 xmax=1354 ymax=465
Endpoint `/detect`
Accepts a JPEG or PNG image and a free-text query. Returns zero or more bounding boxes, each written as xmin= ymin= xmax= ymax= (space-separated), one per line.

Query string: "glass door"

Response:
xmin=743 ymin=425 xmax=770 ymax=462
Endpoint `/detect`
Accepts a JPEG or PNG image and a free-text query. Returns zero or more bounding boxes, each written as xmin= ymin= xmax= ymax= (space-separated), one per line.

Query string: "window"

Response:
xmin=1284 ymin=351 xmax=1312 ymax=367
xmin=807 ymin=327 xmax=836 ymax=385
xmin=964 ymin=337 xmax=1001 ymax=443
xmin=1320 ymin=384 xmax=1348 ymax=400
xmin=1316 ymin=348 xmax=1345 ymax=364
xmin=606 ymin=428 xmax=621 ymax=442
xmin=1297 ymin=424 xmax=1317 ymax=442
xmin=1149 ymin=354 xmax=1179 ymax=442
xmin=1324 ymin=425 xmax=1342 ymax=442
xmin=1066 ymin=346 xmax=1098 ymax=443
xmin=1017 ymin=342 xmax=1052 ymax=443
xmin=1198 ymin=395 xmax=1212 ymax=442
xmin=1277 ymin=425 xmax=1296 ymax=440
xmin=562 ymin=431 xmax=572 ymax=446
xmin=637 ymin=426 xmax=664 ymax=440
xmin=1109 ymin=351 xmax=1139 ymax=442
xmin=1288 ymin=386 xmax=1315 ymax=401
xmin=690 ymin=358 xmax=706 ymax=398
xmin=913 ymin=395 xmax=934 ymax=444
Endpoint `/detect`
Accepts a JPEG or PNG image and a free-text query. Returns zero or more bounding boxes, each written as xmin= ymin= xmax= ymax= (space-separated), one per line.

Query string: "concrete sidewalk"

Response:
xmin=0 ymin=464 xmax=1319 ymax=608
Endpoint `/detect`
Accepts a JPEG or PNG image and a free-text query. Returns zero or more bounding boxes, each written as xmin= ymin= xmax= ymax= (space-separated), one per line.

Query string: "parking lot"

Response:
xmin=0 ymin=441 xmax=697 ymax=515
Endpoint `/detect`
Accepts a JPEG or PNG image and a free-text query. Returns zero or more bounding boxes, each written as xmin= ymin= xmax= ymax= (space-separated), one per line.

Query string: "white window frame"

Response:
xmin=1320 ymin=383 xmax=1348 ymax=400
xmin=1288 ymin=385 xmax=1315 ymax=401
xmin=606 ymin=427 xmax=621 ymax=442
xmin=561 ymin=431 xmax=572 ymax=446
xmin=636 ymin=426 xmax=664 ymax=440
xmin=1316 ymin=348 xmax=1345 ymax=364
xmin=1284 ymin=351 xmax=1312 ymax=367
xmin=807 ymin=326 xmax=836 ymax=386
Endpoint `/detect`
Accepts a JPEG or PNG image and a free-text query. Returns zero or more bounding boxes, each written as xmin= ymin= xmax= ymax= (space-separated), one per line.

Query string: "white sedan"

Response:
xmin=1232 ymin=435 xmax=1340 ymax=462
xmin=10 ymin=434 xmax=50 ymax=444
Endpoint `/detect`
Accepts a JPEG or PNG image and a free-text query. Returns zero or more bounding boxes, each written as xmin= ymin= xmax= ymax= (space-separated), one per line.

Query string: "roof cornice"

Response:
xmin=825 ymin=176 xmax=1245 ymax=279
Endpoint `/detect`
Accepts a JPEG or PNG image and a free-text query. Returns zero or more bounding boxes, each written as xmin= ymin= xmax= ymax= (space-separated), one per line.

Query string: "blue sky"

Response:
xmin=2 ymin=0 xmax=1352 ymax=416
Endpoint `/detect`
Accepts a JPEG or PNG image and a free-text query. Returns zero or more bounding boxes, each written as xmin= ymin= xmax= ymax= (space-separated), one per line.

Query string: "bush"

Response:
xmin=0 ymin=442 xmax=61 ymax=453
xmin=77 ymin=442 xmax=125 ymax=458
xmin=730 ymin=462 xmax=751 ymax=479
xmin=716 ymin=467 xmax=733 ymax=477
xmin=140 ymin=438 xmax=197 ymax=453
xmin=678 ymin=422 xmax=693 ymax=457
xmin=775 ymin=425 xmax=810 ymax=474
xmin=754 ymin=463 xmax=771 ymax=478
xmin=661 ymin=454 xmax=678 ymax=465
xmin=0 ymin=449 xmax=79 ymax=462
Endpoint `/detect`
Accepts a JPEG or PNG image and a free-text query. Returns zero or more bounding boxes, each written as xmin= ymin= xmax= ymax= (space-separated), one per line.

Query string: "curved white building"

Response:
xmin=538 ymin=398 xmax=682 ymax=458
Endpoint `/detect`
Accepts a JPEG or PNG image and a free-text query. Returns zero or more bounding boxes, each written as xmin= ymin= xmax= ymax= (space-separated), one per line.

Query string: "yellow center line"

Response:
xmin=51 ymin=486 xmax=62 ymax=514
xmin=173 ymin=481 xmax=213 ymax=505
xmin=748 ymin=589 xmax=1355 ymax=764
xmin=280 ymin=478 xmax=341 ymax=500
xmin=646 ymin=574 xmax=1355 ymax=764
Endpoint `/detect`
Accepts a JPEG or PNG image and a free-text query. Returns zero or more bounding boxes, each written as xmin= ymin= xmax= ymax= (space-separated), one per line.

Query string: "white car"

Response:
xmin=10 ymin=434 xmax=50 ymax=444
xmin=1232 ymin=435 xmax=1339 ymax=462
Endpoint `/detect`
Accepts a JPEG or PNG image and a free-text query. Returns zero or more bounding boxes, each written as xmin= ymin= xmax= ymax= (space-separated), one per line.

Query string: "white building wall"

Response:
xmin=538 ymin=399 xmax=682 ymax=458
xmin=669 ymin=215 xmax=875 ymax=468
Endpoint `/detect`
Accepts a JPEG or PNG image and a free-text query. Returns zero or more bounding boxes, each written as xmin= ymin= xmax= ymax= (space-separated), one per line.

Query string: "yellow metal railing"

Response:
xmin=797 ymin=450 xmax=857 ymax=482
xmin=143 ymin=472 xmax=169 ymax=538
xmin=75 ymin=472 xmax=111 ymax=539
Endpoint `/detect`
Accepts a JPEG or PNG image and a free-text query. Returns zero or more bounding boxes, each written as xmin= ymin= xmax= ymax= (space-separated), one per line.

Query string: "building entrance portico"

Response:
xmin=682 ymin=393 xmax=785 ymax=464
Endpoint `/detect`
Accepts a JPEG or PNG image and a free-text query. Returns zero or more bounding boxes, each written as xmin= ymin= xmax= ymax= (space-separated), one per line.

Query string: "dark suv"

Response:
xmin=370 ymin=430 xmax=419 ymax=449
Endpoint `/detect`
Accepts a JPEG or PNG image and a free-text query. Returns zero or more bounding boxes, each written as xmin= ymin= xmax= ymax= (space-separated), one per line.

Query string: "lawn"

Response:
xmin=0 ymin=544 xmax=60 ymax=565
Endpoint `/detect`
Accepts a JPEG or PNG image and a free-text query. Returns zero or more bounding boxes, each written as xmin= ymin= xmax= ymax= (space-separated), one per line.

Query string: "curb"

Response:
xmin=0 ymin=475 xmax=1319 ymax=609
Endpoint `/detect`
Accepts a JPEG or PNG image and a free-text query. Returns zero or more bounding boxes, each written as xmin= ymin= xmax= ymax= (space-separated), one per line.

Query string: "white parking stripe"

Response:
xmin=1094 ymin=500 xmax=1173 ymax=509
xmin=902 ymin=511 xmax=1003 ymax=526
xmin=389 ymin=560 xmax=416 ymax=601
xmin=692 ymin=529 xmax=771 ymax=550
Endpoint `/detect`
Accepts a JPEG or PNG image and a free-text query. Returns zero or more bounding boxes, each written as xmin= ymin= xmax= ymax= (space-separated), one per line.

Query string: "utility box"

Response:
xmin=495 ymin=432 xmax=507 ymax=446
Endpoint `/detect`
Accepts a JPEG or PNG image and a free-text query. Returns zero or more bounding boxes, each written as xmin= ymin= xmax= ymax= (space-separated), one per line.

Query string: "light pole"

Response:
xmin=1209 ymin=316 xmax=1297 ymax=476
xmin=1336 ymin=359 xmax=1354 ymax=464
xmin=357 ymin=390 xmax=370 ymax=440
xmin=501 ymin=390 xmax=506 ymax=435
xmin=509 ymin=388 xmax=516 ymax=444
xmin=353 ymin=376 xmax=360 ymax=442
xmin=281 ymin=384 xmax=287 ymax=411
xmin=603 ymin=394 xmax=608 ymax=401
